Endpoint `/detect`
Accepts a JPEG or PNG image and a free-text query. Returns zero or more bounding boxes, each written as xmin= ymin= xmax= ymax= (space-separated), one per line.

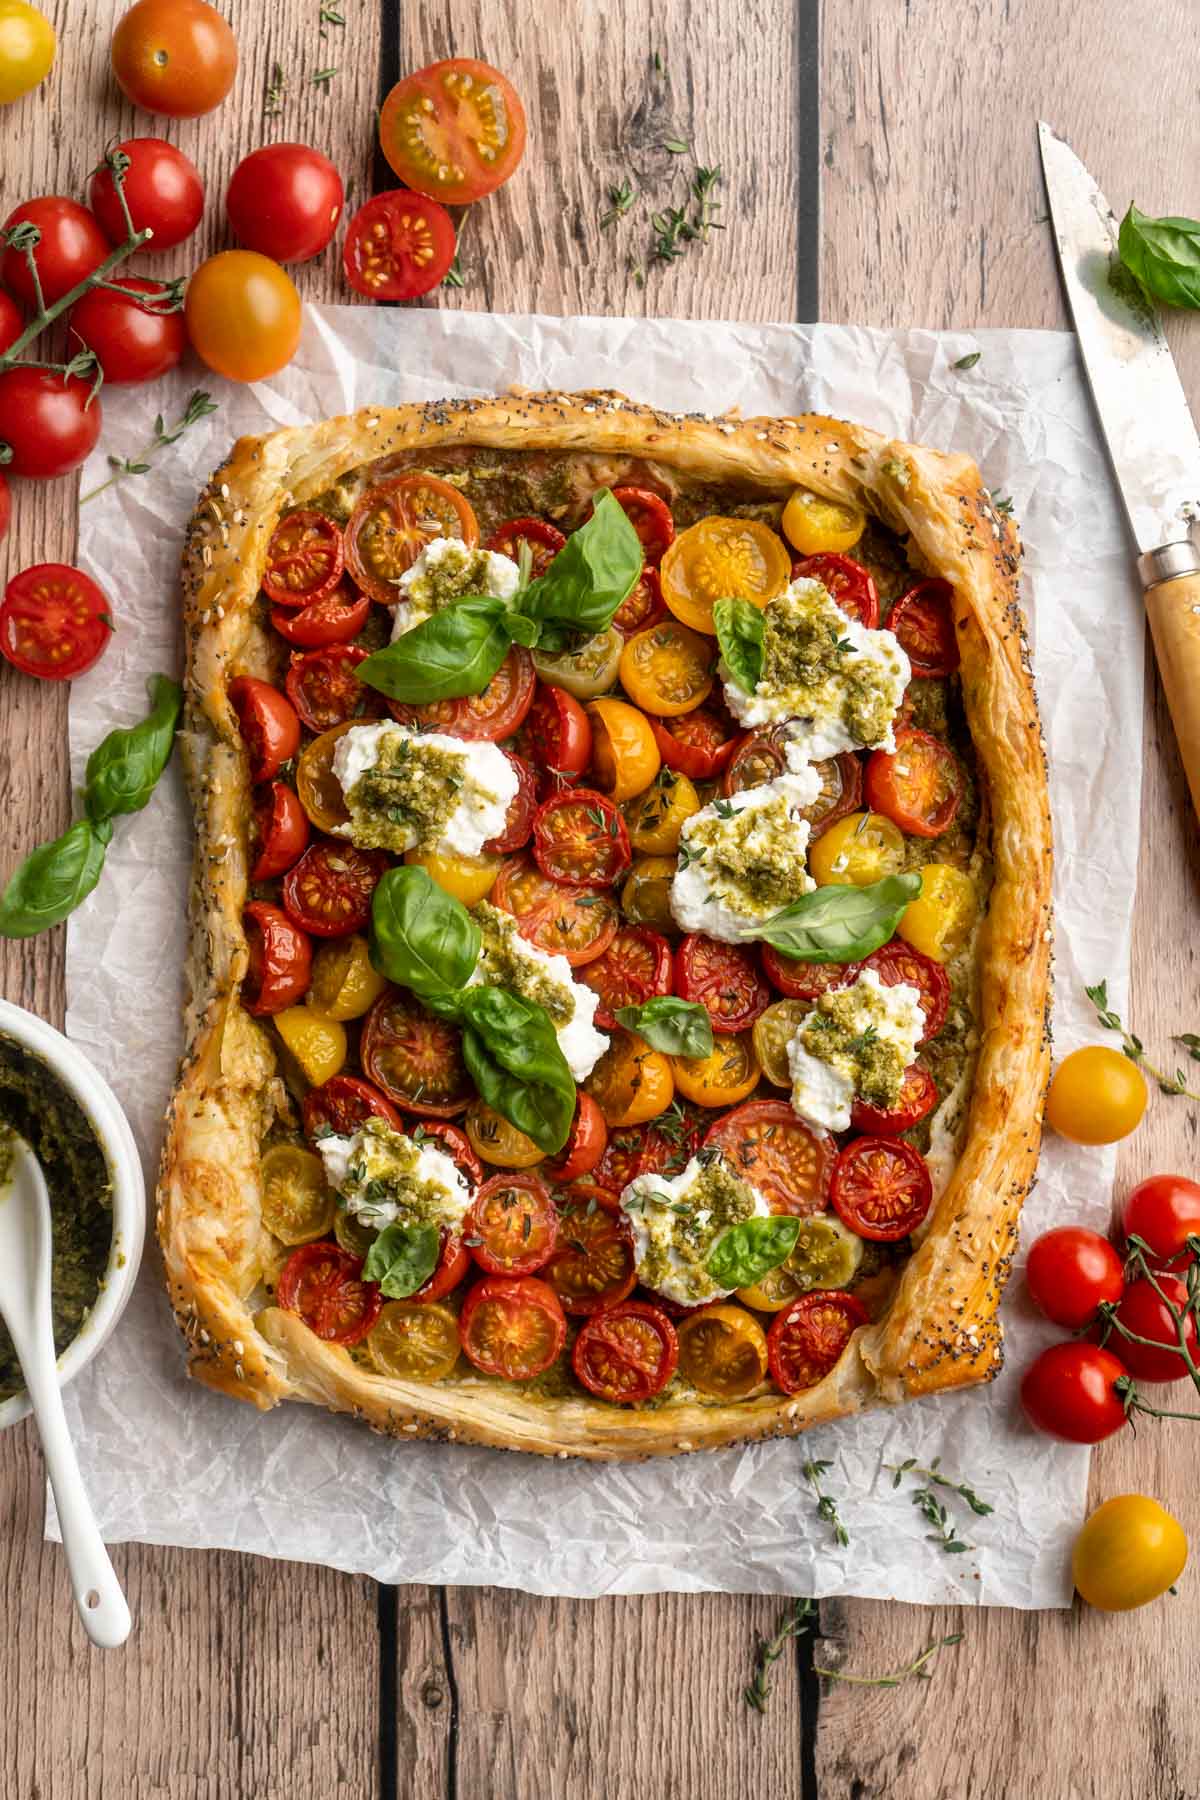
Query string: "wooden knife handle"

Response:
xmin=1144 ymin=570 xmax=1200 ymax=820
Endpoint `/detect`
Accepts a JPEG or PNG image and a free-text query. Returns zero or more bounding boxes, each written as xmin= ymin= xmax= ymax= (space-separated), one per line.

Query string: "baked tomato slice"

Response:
xmin=389 ymin=643 xmax=534 ymax=742
xmin=532 ymin=787 xmax=631 ymax=887
xmin=515 ymin=681 xmax=592 ymax=785
xmin=482 ymin=751 xmax=539 ymax=855
xmin=262 ymin=510 xmax=344 ymax=607
xmin=571 ymin=1300 xmax=678 ymax=1402
xmin=677 ymin=1303 xmax=769 ymax=1399
xmin=345 ymin=473 xmax=478 ymax=603
xmin=242 ymin=901 xmax=312 ymax=1016
xmin=619 ymin=619 xmax=715 ymax=717
xmin=361 ymin=988 xmax=473 ymax=1116
xmin=791 ymin=552 xmax=879 ymax=627
xmin=282 ymin=840 xmax=387 ymax=938
xmin=228 ymin=676 xmax=301 ymax=783
xmin=542 ymin=1093 xmax=608 ymax=1185
xmin=458 ymin=1275 xmax=566 ymax=1380
xmin=703 ymin=1099 xmax=835 ymax=1216
xmin=888 ymin=578 xmax=959 ymax=677
xmin=862 ymin=939 xmax=950 ymax=1041
xmin=591 ymin=1105 xmax=705 ymax=1193
xmin=0 ymin=562 xmax=114 ymax=679
xmin=674 ymin=934 xmax=771 ymax=1034
xmin=830 ymin=1136 xmax=933 ymax=1242
xmin=271 ymin=582 xmax=371 ymax=648
xmin=612 ymin=565 xmax=667 ymax=638
xmin=490 ymin=854 xmax=619 ymax=965
xmin=650 ymin=703 xmax=738 ymax=780
xmin=542 ymin=1184 xmax=636 ymax=1315
xmin=484 ymin=515 xmax=564 ymax=579
xmin=767 ymin=1289 xmax=867 ymax=1394
xmin=724 ymin=737 xmax=863 ymax=832
xmin=342 ymin=190 xmax=456 ymax=301
xmin=577 ymin=923 xmax=672 ymax=1030
xmin=609 ymin=486 xmax=674 ymax=565
xmin=465 ymin=1172 xmax=558 ymax=1276
xmin=761 ymin=947 xmax=861 ymax=1002
xmin=849 ymin=1064 xmax=938 ymax=1136
xmin=251 ymin=780 xmax=310 ymax=881
xmin=379 ymin=58 xmax=527 ymax=205
xmin=865 ymin=726 xmax=964 ymax=839
xmin=285 ymin=644 xmax=375 ymax=733
xmin=302 ymin=1072 xmax=402 ymax=1138
xmin=277 ymin=1242 xmax=382 ymax=1345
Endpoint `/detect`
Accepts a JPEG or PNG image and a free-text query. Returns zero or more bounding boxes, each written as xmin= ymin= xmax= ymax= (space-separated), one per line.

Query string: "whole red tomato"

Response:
xmin=0 ymin=289 xmax=21 ymax=354
xmin=0 ymin=369 xmax=101 ymax=479
xmin=226 ymin=144 xmax=344 ymax=264
xmin=111 ymin=0 xmax=238 ymax=119
xmin=1106 ymin=1275 xmax=1198 ymax=1383
xmin=1122 ymin=1174 xmax=1200 ymax=1270
xmin=1025 ymin=1226 xmax=1124 ymax=1330
xmin=88 ymin=138 xmax=205 ymax=251
xmin=1019 ymin=1342 xmax=1128 ymax=1444
xmin=68 ymin=277 xmax=185 ymax=384
xmin=2 ymin=197 xmax=110 ymax=307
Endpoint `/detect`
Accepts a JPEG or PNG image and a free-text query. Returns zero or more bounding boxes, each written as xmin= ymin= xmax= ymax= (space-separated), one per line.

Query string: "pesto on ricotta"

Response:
xmin=330 ymin=722 xmax=516 ymax=857
xmin=389 ymin=536 xmax=520 ymax=639
xmin=620 ymin=1151 xmax=770 ymax=1306
xmin=670 ymin=768 xmax=820 ymax=942
xmin=786 ymin=968 xmax=926 ymax=1132
xmin=317 ymin=1118 xmax=472 ymax=1230
xmin=466 ymin=901 xmax=608 ymax=1082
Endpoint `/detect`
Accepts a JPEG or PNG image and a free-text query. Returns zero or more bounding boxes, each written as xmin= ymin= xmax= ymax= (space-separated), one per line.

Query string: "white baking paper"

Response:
xmin=53 ymin=309 xmax=1142 ymax=1607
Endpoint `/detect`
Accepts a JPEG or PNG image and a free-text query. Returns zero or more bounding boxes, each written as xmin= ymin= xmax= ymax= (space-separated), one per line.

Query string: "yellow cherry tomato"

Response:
xmin=185 ymin=250 xmax=303 ymax=383
xmin=751 ymin=997 xmax=808 ymax=1087
xmin=273 ymin=1007 xmax=347 ymax=1087
xmin=781 ymin=488 xmax=866 ymax=556
xmin=671 ymin=1031 xmax=760 ymax=1108
xmin=308 ymin=934 xmax=388 ymax=1022
xmin=259 ymin=1144 xmax=337 ymax=1246
xmin=737 ymin=1215 xmax=863 ymax=1310
xmin=808 ymin=810 xmax=907 ymax=887
xmin=677 ymin=1303 xmax=769 ymax=1399
xmin=898 ymin=861 xmax=978 ymax=962
xmin=620 ymin=854 xmax=678 ymax=934
xmin=660 ymin=517 xmax=791 ymax=635
xmin=1072 ymin=1494 xmax=1187 ymax=1612
xmin=465 ymin=1099 xmax=544 ymax=1169
xmin=1045 ymin=1046 xmax=1147 ymax=1145
xmin=585 ymin=1026 xmax=675 ymax=1127
xmin=587 ymin=696 xmax=661 ymax=801
xmin=532 ymin=627 xmax=623 ymax=700
xmin=405 ymin=845 xmax=502 ymax=906
xmin=627 ymin=766 xmax=701 ymax=854
xmin=368 ymin=1300 xmax=460 ymax=1381
xmin=619 ymin=620 xmax=715 ymax=717
xmin=334 ymin=1208 xmax=376 ymax=1258
xmin=0 ymin=1 xmax=54 ymax=105
xmin=296 ymin=722 xmax=353 ymax=833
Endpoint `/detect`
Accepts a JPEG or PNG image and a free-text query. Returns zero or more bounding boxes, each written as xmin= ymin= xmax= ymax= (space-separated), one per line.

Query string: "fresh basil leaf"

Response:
xmin=521 ymin=489 xmax=642 ymax=634
xmin=0 ymin=817 xmax=112 ymax=939
xmin=84 ymin=673 xmax=183 ymax=822
xmin=505 ymin=610 xmax=541 ymax=648
xmin=755 ymin=872 xmax=922 ymax=964
xmin=363 ymin=1221 xmax=440 ymax=1298
xmin=713 ymin=597 xmax=764 ymax=693
xmin=369 ymin=866 xmax=481 ymax=999
xmin=707 ymin=1214 xmax=801 ymax=1289
xmin=457 ymin=985 xmax=575 ymax=1155
xmin=615 ymin=996 xmax=714 ymax=1059
xmin=1118 ymin=205 xmax=1200 ymax=311
xmin=358 ymin=598 xmax=513 ymax=703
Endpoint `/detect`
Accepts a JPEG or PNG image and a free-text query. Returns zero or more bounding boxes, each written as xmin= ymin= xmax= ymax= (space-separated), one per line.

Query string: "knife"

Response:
xmin=1038 ymin=122 xmax=1200 ymax=819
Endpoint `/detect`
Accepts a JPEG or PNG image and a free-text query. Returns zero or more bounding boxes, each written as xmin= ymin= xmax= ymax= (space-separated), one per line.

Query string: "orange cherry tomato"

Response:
xmin=458 ymin=1275 xmax=565 ymax=1381
xmin=379 ymin=58 xmax=527 ymax=206
xmin=619 ymin=620 xmax=715 ymax=717
xmin=583 ymin=1026 xmax=675 ymax=1127
xmin=296 ymin=722 xmax=353 ymax=833
xmin=111 ymin=0 xmax=237 ymax=119
xmin=660 ymin=517 xmax=790 ymax=635
xmin=677 ymin=1303 xmax=769 ymax=1399
xmin=671 ymin=1031 xmax=760 ymax=1109
xmin=586 ymin=696 xmax=662 ymax=801
xmin=344 ymin=473 xmax=478 ymax=603
xmin=185 ymin=251 xmax=301 ymax=382
xmin=542 ymin=1094 xmax=608 ymax=1185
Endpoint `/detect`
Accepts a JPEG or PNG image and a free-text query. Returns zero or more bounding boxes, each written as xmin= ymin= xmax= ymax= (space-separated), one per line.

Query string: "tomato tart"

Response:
xmin=158 ymin=391 xmax=1051 ymax=1458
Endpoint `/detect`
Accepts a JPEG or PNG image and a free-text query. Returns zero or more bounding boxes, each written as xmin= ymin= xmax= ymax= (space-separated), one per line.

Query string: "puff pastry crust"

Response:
xmin=157 ymin=389 xmax=1051 ymax=1459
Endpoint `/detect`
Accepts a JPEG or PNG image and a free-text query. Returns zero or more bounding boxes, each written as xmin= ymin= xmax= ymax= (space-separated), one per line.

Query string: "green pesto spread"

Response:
xmin=628 ymin=1152 xmax=759 ymax=1302
xmin=474 ymin=902 xmax=572 ymax=1025
xmin=683 ymin=791 xmax=809 ymax=912
xmin=345 ymin=731 xmax=468 ymax=854
xmin=0 ymin=1036 xmax=112 ymax=1402
xmin=339 ymin=1119 xmax=458 ymax=1228
xmin=758 ymin=583 xmax=898 ymax=747
xmin=800 ymin=983 xmax=911 ymax=1109
xmin=403 ymin=543 xmax=502 ymax=616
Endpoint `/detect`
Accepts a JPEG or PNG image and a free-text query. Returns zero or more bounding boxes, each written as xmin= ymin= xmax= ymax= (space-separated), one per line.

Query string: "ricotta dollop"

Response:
xmin=465 ymin=901 xmax=608 ymax=1082
xmin=389 ymin=536 xmax=520 ymax=639
xmin=620 ymin=1151 xmax=772 ymax=1307
xmin=331 ymin=722 xmax=516 ymax=857
xmin=785 ymin=967 xmax=926 ymax=1131
xmin=670 ymin=766 xmax=821 ymax=942
xmin=317 ymin=1119 xmax=473 ymax=1230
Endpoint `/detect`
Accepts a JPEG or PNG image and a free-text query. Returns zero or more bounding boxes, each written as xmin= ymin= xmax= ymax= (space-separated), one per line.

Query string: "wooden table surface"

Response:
xmin=2 ymin=2 xmax=1199 ymax=1795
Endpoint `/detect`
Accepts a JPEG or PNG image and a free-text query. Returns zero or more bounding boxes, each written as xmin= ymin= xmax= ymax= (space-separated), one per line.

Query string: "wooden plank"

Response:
xmin=816 ymin=2 xmax=1200 ymax=1795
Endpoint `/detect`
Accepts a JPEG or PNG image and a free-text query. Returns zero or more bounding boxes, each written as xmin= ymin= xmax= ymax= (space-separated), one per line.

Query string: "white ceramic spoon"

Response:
xmin=0 ymin=1132 xmax=130 ymax=1648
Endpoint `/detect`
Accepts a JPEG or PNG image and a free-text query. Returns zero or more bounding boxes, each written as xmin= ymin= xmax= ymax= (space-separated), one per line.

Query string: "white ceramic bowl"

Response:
xmin=0 ymin=999 xmax=146 ymax=1430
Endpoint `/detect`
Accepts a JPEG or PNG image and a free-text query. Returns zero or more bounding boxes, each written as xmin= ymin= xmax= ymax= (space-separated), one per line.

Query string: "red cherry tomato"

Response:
xmin=767 ymin=1290 xmax=868 ymax=1394
xmin=227 ymin=676 xmax=300 ymax=783
xmin=466 ymin=1173 xmax=559 ymax=1276
xmin=830 ymin=1137 xmax=933 ymax=1242
xmin=724 ymin=739 xmax=863 ymax=836
xmin=286 ymin=645 xmax=374 ymax=734
xmin=242 ymin=901 xmax=312 ymax=1016
xmin=458 ymin=1275 xmax=566 ymax=1381
xmin=342 ymin=189 xmax=456 ymax=301
xmin=270 ymin=583 xmax=371 ymax=648
xmin=1019 ymin=1342 xmax=1127 ymax=1444
xmin=68 ymin=276 xmax=186 ymax=384
xmin=649 ymin=704 xmax=739 ymax=780
xmin=482 ymin=752 xmax=538 ymax=855
xmin=572 ymin=1300 xmax=678 ymax=1402
xmin=0 ymin=563 xmax=113 ymax=680
xmin=593 ymin=1110 xmax=706 ymax=1195
xmin=532 ymin=787 xmax=631 ymax=887
xmin=865 ymin=726 xmax=964 ymax=839
xmin=1025 ymin=1226 xmax=1124 ymax=1330
xmin=2 ymin=197 xmax=109 ymax=307
xmin=379 ymin=58 xmax=527 ymax=206
xmin=674 ymin=934 xmax=771 ymax=1034
xmin=484 ymin=516 xmax=564 ymax=580
xmin=281 ymin=840 xmax=386 ymax=938
xmin=888 ymin=578 xmax=959 ymax=677
xmin=227 ymin=143 xmax=344 ymax=264
xmin=0 ymin=289 xmax=22 ymax=353
xmin=110 ymin=0 xmax=238 ymax=120
xmin=791 ymin=553 xmax=879 ymax=627
xmin=411 ymin=1228 xmax=472 ymax=1305
xmin=609 ymin=486 xmax=674 ymax=565
xmin=0 ymin=369 xmax=101 ymax=479
xmin=361 ymin=988 xmax=473 ymax=1117
xmin=263 ymin=510 xmax=345 ymax=608
xmin=389 ymin=644 xmax=535 ymax=743
xmin=515 ymin=681 xmax=592 ymax=784
xmin=277 ymin=1242 xmax=381 ymax=1345
xmin=251 ymin=780 xmax=310 ymax=881
xmin=490 ymin=854 xmax=619 ymax=967
xmin=862 ymin=939 xmax=950 ymax=1042
xmin=542 ymin=1184 xmax=636 ymax=1315
xmin=850 ymin=1065 xmax=938 ymax=1136
xmin=88 ymin=139 xmax=205 ymax=251
xmin=1106 ymin=1275 xmax=1198 ymax=1383
xmin=702 ymin=1100 xmax=836 ymax=1216
xmin=577 ymin=924 xmax=673 ymax=1031
xmin=302 ymin=1073 xmax=402 ymax=1139
xmin=613 ymin=565 xmax=667 ymax=638
xmin=761 ymin=947 xmax=861 ymax=1002
xmin=542 ymin=1093 xmax=608 ymax=1184
xmin=1121 ymin=1174 xmax=1200 ymax=1270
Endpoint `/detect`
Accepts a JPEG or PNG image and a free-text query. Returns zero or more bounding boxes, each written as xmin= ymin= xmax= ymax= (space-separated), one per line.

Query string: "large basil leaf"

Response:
xmin=713 ymin=597 xmax=764 ymax=693
xmin=521 ymin=489 xmax=642 ymax=634
xmin=457 ymin=985 xmax=576 ymax=1155
xmin=755 ymin=872 xmax=922 ymax=964
xmin=706 ymin=1214 xmax=800 ymax=1289
xmin=84 ymin=674 xmax=183 ymax=821
xmin=358 ymin=598 xmax=513 ymax=703
xmin=0 ymin=818 xmax=112 ymax=939
xmin=1118 ymin=206 xmax=1200 ymax=311
xmin=363 ymin=1221 xmax=440 ymax=1298
xmin=369 ymin=866 xmax=481 ymax=998
xmin=615 ymin=996 xmax=714 ymax=1059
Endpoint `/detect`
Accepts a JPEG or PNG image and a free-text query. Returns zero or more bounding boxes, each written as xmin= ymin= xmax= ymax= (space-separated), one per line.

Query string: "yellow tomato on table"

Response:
xmin=898 ymin=862 xmax=977 ymax=961
xmin=1045 ymin=1046 xmax=1147 ymax=1145
xmin=587 ymin=696 xmax=661 ymax=801
xmin=0 ymin=1 xmax=54 ymax=105
xmin=1073 ymin=1495 xmax=1187 ymax=1611
xmin=660 ymin=517 xmax=790 ymax=634
xmin=619 ymin=620 xmax=714 ymax=717
xmin=808 ymin=810 xmax=906 ymax=887
xmin=781 ymin=488 xmax=866 ymax=556
xmin=186 ymin=251 xmax=302 ymax=382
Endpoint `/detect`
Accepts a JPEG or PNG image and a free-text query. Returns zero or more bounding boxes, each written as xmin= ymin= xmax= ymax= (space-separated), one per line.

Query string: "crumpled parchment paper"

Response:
xmin=52 ymin=309 xmax=1142 ymax=1606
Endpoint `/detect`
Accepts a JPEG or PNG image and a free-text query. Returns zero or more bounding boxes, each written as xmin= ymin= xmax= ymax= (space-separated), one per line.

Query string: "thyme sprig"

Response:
xmin=909 ymin=1487 xmax=971 ymax=1555
xmin=311 ymin=66 xmax=339 ymax=89
xmin=80 ymin=390 xmax=218 ymax=505
xmin=319 ymin=3 xmax=346 ymax=29
xmin=264 ymin=61 xmax=286 ymax=116
xmin=887 ymin=1456 xmax=994 ymax=1517
xmin=1085 ymin=979 xmax=1200 ymax=1101
xmin=442 ymin=255 xmax=465 ymax=289
xmin=815 ymin=1633 xmax=963 ymax=1688
xmin=743 ymin=1597 xmax=816 ymax=1712
xmin=600 ymin=179 xmax=637 ymax=229
xmin=802 ymin=1460 xmax=849 ymax=1547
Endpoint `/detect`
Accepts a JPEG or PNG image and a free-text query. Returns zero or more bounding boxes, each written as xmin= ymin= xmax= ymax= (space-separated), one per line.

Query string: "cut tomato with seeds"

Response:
xmin=262 ymin=510 xmax=345 ymax=607
xmin=491 ymin=853 xmax=619 ymax=966
xmin=888 ymin=578 xmax=959 ymax=676
xmin=251 ymin=780 xmax=310 ymax=880
xmin=591 ymin=1106 xmax=705 ymax=1193
xmin=242 ymin=901 xmax=312 ymax=1016
xmin=515 ymin=681 xmax=592 ymax=785
xmin=767 ymin=1289 xmax=867 ymax=1394
xmin=483 ymin=751 xmax=538 ymax=854
xmin=484 ymin=515 xmax=564 ymax=579
xmin=532 ymin=787 xmax=631 ymax=887
xmin=345 ymin=473 xmax=478 ymax=604
xmin=850 ymin=1064 xmax=938 ymax=1136
xmin=608 ymin=486 xmax=674 ymax=565
xmin=277 ymin=1242 xmax=382 ymax=1345
xmin=761 ymin=947 xmax=861 ymax=1002
xmin=379 ymin=58 xmax=527 ymax=206
xmin=724 ymin=737 xmax=863 ymax=834
xmin=282 ymin=840 xmax=387 ymax=938
xmin=572 ymin=1300 xmax=678 ymax=1403
xmin=543 ymin=1185 xmax=636 ymax=1315
xmin=285 ymin=644 xmax=375 ymax=733
xmin=612 ymin=565 xmax=667 ymax=638
xmin=650 ymin=703 xmax=738 ymax=780
xmin=831 ymin=1136 xmax=933 ymax=1242
xmin=703 ymin=1099 xmax=836 ymax=1216
xmin=271 ymin=582 xmax=371 ymax=648
xmin=619 ymin=619 xmax=715 ymax=717
xmin=791 ymin=552 xmax=880 ymax=628
xmin=458 ymin=1275 xmax=566 ymax=1381
xmin=361 ymin=987 xmax=473 ymax=1116
xmin=228 ymin=675 xmax=301 ymax=783
xmin=675 ymin=934 xmax=771 ymax=1035
xmin=390 ymin=643 xmax=534 ymax=742
xmin=0 ymin=563 xmax=114 ymax=680
xmin=578 ymin=924 xmax=673 ymax=1030
xmin=342 ymin=189 xmax=456 ymax=300
xmin=302 ymin=1072 xmax=402 ymax=1139
xmin=865 ymin=726 xmax=964 ymax=838
xmin=542 ymin=1093 xmax=608 ymax=1185
xmin=863 ymin=939 xmax=949 ymax=1041
xmin=466 ymin=1173 xmax=559 ymax=1276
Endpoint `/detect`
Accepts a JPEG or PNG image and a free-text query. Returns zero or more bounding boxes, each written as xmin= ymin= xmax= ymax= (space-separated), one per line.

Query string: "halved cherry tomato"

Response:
xmin=1104 ymin=1275 xmax=1198 ymax=1383
xmin=263 ymin=510 xmax=345 ymax=608
xmin=542 ymin=1184 xmax=636 ymax=1314
xmin=277 ymin=1241 xmax=382 ymax=1345
xmin=586 ymin=696 xmax=661 ymax=802
xmin=516 ymin=682 xmax=592 ymax=785
xmin=1 ymin=197 xmax=108 ymax=308
xmin=228 ymin=676 xmax=301 ymax=783
xmin=672 ymin=1033 xmax=760 ymax=1109
xmin=0 ymin=563 xmax=113 ymax=680
xmin=406 ymin=845 xmax=501 ymax=906
xmin=408 ymin=1118 xmax=483 ymax=1188
xmin=863 ymin=939 xmax=950 ymax=1041
xmin=281 ymin=840 xmax=386 ymax=938
xmin=542 ymin=1093 xmax=608 ymax=1185
xmin=627 ymin=767 xmax=701 ymax=855
xmin=612 ymin=565 xmax=667 ymax=638
xmin=781 ymin=490 xmax=866 ymax=557
xmin=532 ymin=627 xmax=623 ymax=701
xmin=898 ymin=863 xmax=977 ymax=963
xmin=791 ymin=553 xmax=879 ymax=627
xmin=677 ymin=1303 xmax=769 ymax=1399
xmin=274 ymin=1004 xmax=347 ymax=1084
xmin=482 ymin=751 xmax=538 ymax=855
xmin=532 ymin=787 xmax=631 ymax=887
xmin=888 ymin=578 xmax=959 ymax=677
xmin=296 ymin=722 xmax=353 ymax=833
xmin=767 ymin=1289 xmax=867 ymax=1393
xmin=368 ymin=1299 xmax=459 ymax=1377
xmin=809 ymin=809 xmax=905 ymax=888
xmin=242 ymin=901 xmax=312 ymax=1016
xmin=464 ymin=1099 xmax=543 ymax=1169
xmin=724 ymin=738 xmax=863 ymax=836
xmin=484 ymin=516 xmax=564 ymax=579
xmin=585 ymin=1027 xmax=675 ymax=1128
xmin=620 ymin=620 xmax=715 ymax=716
xmin=620 ymin=854 xmax=677 ymax=934
xmin=458 ymin=1275 xmax=565 ymax=1381
xmin=342 ymin=189 xmax=456 ymax=301
xmin=850 ymin=1065 xmax=938 ymax=1136
xmin=308 ymin=934 xmax=387 ymax=1021
xmin=830 ymin=1137 xmax=933 ymax=1241
xmin=379 ymin=58 xmax=527 ymax=206
xmin=466 ymin=1172 xmax=558 ymax=1276
xmin=259 ymin=1144 xmax=336 ymax=1245
xmin=572 ymin=1300 xmax=678 ymax=1402
xmin=761 ymin=947 xmax=860 ymax=1002
xmin=751 ymin=997 xmax=809 ymax=1087
xmin=591 ymin=1106 xmax=705 ymax=1194
xmin=251 ymin=780 xmax=309 ymax=880
xmin=286 ymin=645 xmax=374 ymax=734
xmin=271 ymin=582 xmax=371 ymax=648
xmin=361 ymin=987 xmax=473 ymax=1116
xmin=660 ymin=517 xmax=790 ymax=634
xmin=1019 ymin=1343 xmax=1128 ymax=1444
xmin=302 ymin=1072 xmax=402 ymax=1139
xmin=578 ymin=924 xmax=672 ymax=1030
xmin=675 ymin=934 xmax=771 ymax=1034
xmin=865 ymin=726 xmax=964 ymax=838
xmin=344 ymin=473 xmax=478 ymax=603
xmin=703 ymin=1099 xmax=835 ymax=1215
xmin=650 ymin=704 xmax=738 ymax=781
xmin=609 ymin=486 xmax=674 ymax=564
xmin=490 ymin=854 xmax=619 ymax=965
xmin=389 ymin=643 xmax=534 ymax=742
